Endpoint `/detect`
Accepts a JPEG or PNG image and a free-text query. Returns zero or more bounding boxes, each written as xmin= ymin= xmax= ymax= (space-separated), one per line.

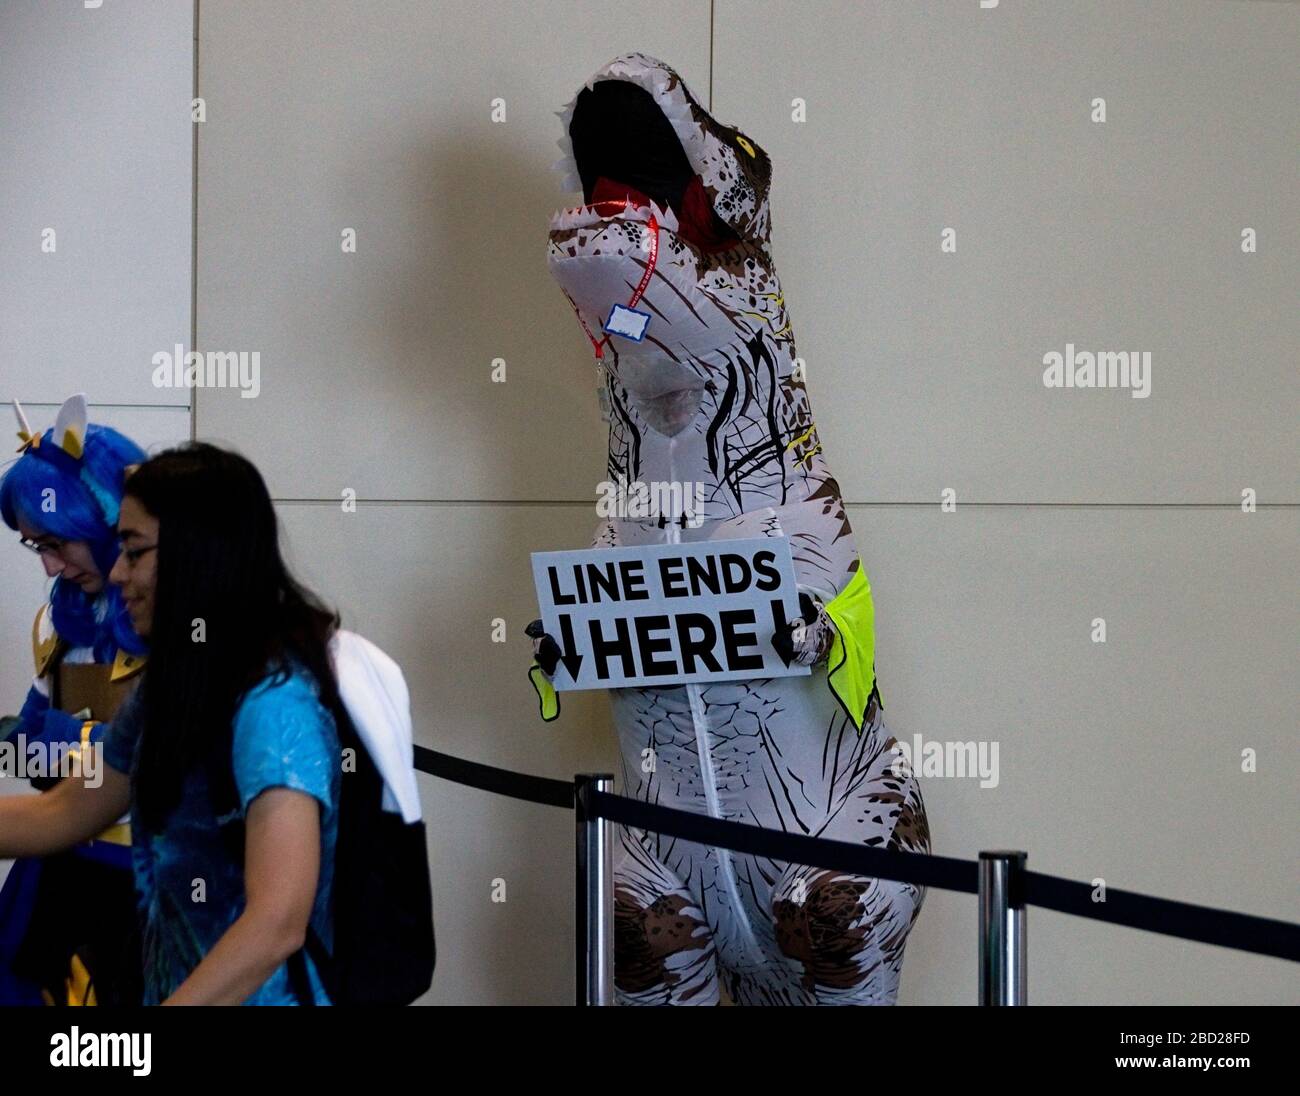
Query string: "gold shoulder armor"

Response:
xmin=32 ymin=604 xmax=59 ymax=677
xmin=110 ymin=647 xmax=146 ymax=683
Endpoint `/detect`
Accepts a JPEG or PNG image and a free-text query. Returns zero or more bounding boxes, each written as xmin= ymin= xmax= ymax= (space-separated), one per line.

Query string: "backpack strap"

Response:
xmin=286 ymin=928 xmax=336 ymax=1006
xmin=286 ymin=948 xmax=316 ymax=1007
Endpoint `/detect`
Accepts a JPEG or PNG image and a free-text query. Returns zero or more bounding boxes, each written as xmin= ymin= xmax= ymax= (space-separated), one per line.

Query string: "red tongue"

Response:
xmin=590 ymin=175 xmax=739 ymax=253
xmin=678 ymin=176 xmax=738 ymax=252
xmin=590 ymin=176 xmax=651 ymax=210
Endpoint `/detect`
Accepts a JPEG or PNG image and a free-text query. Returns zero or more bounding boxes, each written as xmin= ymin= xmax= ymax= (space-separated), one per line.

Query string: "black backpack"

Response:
xmin=287 ymin=702 xmax=435 ymax=1006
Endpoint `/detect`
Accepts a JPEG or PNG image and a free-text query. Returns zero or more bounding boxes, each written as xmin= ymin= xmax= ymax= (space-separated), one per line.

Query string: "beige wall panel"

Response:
xmin=195 ymin=0 xmax=711 ymax=500
xmin=0 ymin=0 xmax=193 ymax=405
xmin=714 ymin=0 xmax=1298 ymax=503
xmin=859 ymin=502 xmax=1297 ymax=1003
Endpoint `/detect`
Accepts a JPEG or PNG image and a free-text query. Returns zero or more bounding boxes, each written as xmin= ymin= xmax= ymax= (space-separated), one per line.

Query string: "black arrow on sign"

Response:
xmin=770 ymin=595 xmax=817 ymax=668
xmin=555 ymin=613 xmax=585 ymax=680
xmin=770 ymin=599 xmax=796 ymax=667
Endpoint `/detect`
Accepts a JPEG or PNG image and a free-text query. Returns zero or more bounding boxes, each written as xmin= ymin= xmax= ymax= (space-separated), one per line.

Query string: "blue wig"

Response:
xmin=0 ymin=423 xmax=148 ymax=659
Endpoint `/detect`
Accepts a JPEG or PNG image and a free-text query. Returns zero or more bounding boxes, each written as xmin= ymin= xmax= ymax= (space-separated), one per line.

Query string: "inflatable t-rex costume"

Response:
xmin=532 ymin=53 xmax=930 ymax=1005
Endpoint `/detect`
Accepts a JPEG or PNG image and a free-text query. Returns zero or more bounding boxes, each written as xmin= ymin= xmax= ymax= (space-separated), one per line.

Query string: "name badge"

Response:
xmin=604 ymin=304 xmax=651 ymax=342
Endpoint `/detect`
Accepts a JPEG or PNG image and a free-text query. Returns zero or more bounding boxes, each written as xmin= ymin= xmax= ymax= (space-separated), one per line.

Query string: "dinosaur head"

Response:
xmin=552 ymin=52 xmax=772 ymax=245
xmin=548 ymin=54 xmax=829 ymax=520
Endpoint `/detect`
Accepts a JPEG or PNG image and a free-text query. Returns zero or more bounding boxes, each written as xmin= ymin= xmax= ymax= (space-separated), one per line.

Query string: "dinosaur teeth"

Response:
xmin=547 ymin=206 xmax=589 ymax=231
xmin=548 ymin=203 xmax=619 ymax=231
xmin=648 ymin=201 xmax=680 ymax=233
xmin=552 ymin=115 xmax=580 ymax=191
xmin=548 ymin=199 xmax=679 ymax=234
xmin=551 ymin=82 xmax=579 ymax=192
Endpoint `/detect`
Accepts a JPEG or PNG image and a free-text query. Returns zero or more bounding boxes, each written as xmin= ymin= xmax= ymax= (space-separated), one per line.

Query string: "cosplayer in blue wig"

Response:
xmin=0 ymin=394 xmax=146 ymax=1006
xmin=0 ymin=403 xmax=147 ymax=662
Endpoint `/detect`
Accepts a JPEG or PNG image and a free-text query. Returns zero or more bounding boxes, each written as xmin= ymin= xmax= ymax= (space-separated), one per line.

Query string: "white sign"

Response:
xmin=531 ymin=538 xmax=812 ymax=691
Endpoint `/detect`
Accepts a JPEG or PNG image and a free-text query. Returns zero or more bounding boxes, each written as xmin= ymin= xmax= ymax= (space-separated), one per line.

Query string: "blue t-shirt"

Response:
xmin=103 ymin=663 xmax=339 ymax=1005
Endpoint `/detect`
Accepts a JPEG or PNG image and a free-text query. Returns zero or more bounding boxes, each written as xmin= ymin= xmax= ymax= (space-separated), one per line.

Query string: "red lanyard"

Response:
xmin=563 ymin=289 xmax=609 ymax=360
xmin=628 ymin=210 xmax=659 ymax=309
xmin=563 ymin=202 xmax=659 ymax=361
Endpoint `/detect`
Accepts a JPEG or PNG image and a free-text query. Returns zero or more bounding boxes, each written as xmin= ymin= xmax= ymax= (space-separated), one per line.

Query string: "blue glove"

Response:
xmin=39 ymin=707 xmax=89 ymax=749
xmin=27 ymin=707 xmax=94 ymax=792
xmin=10 ymin=684 xmax=50 ymax=743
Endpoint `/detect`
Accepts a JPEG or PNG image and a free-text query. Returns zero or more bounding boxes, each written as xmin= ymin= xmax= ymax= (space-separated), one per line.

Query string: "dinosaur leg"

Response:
xmin=767 ymin=721 xmax=932 ymax=1005
xmin=612 ymin=826 xmax=719 ymax=1006
xmin=770 ymin=868 xmax=926 ymax=1005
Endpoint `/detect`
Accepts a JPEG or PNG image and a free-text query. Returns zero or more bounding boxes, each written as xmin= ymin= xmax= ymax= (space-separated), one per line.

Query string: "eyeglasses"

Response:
xmin=19 ymin=535 xmax=67 ymax=558
xmin=118 ymin=544 xmax=158 ymax=567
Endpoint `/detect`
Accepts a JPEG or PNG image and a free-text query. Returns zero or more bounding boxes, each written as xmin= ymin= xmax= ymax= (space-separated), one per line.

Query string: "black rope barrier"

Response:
xmin=1023 ymin=871 xmax=1300 ymax=964
xmin=412 ymin=745 xmax=573 ymax=809
xmin=587 ymin=788 xmax=976 ymax=894
xmin=411 ymin=747 xmax=1300 ymax=963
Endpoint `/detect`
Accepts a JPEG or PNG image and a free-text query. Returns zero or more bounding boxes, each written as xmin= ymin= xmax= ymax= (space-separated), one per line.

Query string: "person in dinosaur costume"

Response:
xmin=0 ymin=394 xmax=147 ymax=1005
xmin=529 ymin=54 xmax=931 ymax=1005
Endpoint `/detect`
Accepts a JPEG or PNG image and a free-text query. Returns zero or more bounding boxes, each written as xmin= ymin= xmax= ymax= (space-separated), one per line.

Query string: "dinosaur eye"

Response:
xmin=735 ymin=135 xmax=756 ymax=158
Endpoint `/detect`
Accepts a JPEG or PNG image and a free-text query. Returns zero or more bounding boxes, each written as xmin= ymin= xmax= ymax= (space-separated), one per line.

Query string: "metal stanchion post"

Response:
xmin=574 ymin=773 xmax=615 ymax=1006
xmin=978 ymin=850 xmax=1027 ymax=1005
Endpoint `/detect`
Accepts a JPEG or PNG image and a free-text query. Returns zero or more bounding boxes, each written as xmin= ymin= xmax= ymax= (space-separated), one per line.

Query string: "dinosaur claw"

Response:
xmin=536 ymin=635 xmax=561 ymax=677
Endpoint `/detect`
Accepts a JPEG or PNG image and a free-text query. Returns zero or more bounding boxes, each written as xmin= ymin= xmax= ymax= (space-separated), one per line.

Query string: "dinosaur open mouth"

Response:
xmin=565 ymin=79 xmax=739 ymax=253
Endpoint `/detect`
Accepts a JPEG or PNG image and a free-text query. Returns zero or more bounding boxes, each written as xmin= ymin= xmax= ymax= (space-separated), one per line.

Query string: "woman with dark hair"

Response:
xmin=0 ymin=441 xmax=343 ymax=1004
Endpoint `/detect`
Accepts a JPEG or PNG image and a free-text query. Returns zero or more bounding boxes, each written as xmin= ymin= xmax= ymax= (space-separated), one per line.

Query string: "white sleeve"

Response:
xmin=329 ymin=630 xmax=422 ymax=823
